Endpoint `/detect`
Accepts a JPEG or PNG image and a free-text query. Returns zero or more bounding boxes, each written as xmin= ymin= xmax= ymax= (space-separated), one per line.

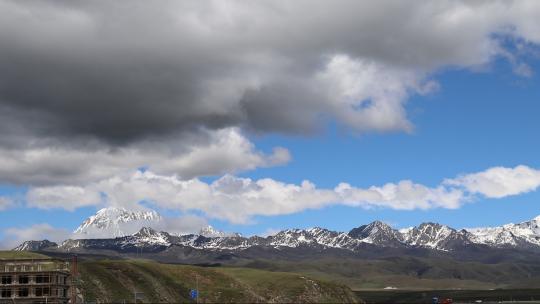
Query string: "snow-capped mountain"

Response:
xmin=13 ymin=240 xmax=58 ymax=251
xmin=73 ymin=207 xmax=163 ymax=238
xmin=402 ymin=223 xmax=472 ymax=251
xmin=198 ymin=225 xmax=241 ymax=238
xmin=466 ymin=215 xmax=540 ymax=248
xmin=348 ymin=221 xmax=404 ymax=247
xmin=15 ymin=209 xmax=540 ymax=254
xmin=72 ymin=207 xmax=233 ymax=240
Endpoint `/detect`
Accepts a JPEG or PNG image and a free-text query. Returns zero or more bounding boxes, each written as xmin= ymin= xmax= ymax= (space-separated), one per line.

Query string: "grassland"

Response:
xmin=240 ymin=257 xmax=540 ymax=291
xmin=77 ymin=259 xmax=357 ymax=303
xmin=0 ymin=251 xmax=50 ymax=259
xmin=7 ymin=250 xmax=540 ymax=303
xmin=355 ymin=289 xmax=540 ymax=304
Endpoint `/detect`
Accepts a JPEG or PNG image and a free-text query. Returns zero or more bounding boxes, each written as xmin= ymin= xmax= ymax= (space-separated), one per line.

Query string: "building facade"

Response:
xmin=0 ymin=259 xmax=70 ymax=304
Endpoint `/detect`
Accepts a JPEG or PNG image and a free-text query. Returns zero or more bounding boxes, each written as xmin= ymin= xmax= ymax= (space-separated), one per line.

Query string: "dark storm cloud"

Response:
xmin=0 ymin=0 xmax=539 ymax=185
xmin=2 ymin=0 xmax=537 ymax=144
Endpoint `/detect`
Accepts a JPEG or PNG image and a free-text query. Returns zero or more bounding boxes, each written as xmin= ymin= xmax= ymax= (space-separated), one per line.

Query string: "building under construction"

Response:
xmin=0 ymin=258 xmax=72 ymax=304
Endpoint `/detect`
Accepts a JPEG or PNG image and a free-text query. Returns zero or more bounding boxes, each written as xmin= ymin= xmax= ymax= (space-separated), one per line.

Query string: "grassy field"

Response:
xmin=78 ymin=259 xmax=358 ymax=303
xmin=0 ymin=251 xmax=50 ymax=259
xmin=355 ymin=289 xmax=540 ymax=304
xmin=240 ymin=257 xmax=540 ymax=291
xmin=7 ymin=250 xmax=540 ymax=303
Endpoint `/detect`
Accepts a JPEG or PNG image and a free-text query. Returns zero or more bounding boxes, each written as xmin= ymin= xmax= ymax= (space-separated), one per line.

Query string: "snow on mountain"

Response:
xmin=402 ymin=223 xmax=471 ymax=251
xmin=306 ymin=227 xmax=360 ymax=250
xmin=131 ymin=227 xmax=171 ymax=246
xmin=466 ymin=216 xmax=540 ymax=248
xmin=348 ymin=221 xmax=404 ymax=247
xmin=73 ymin=207 xmax=163 ymax=238
xmin=198 ymin=225 xmax=241 ymax=238
xmin=13 ymin=240 xmax=58 ymax=251
xmin=16 ymin=207 xmax=540 ymax=254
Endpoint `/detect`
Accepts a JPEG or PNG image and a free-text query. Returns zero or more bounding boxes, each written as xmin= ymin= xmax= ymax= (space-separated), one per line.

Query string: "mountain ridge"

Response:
xmin=14 ymin=208 xmax=540 ymax=255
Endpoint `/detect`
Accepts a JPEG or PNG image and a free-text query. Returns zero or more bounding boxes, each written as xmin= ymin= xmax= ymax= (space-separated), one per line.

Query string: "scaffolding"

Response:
xmin=0 ymin=258 xmax=71 ymax=304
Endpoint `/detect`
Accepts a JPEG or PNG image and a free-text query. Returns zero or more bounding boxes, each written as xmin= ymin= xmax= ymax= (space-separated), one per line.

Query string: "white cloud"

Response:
xmin=26 ymin=171 xmax=464 ymax=224
xmin=0 ymin=128 xmax=290 ymax=186
xmin=445 ymin=165 xmax=540 ymax=198
xmin=0 ymin=196 xmax=14 ymax=210
xmin=0 ymin=1 xmax=539 ymax=189
xmin=0 ymin=214 xmax=208 ymax=247
xmin=158 ymin=216 xmax=209 ymax=236
xmin=336 ymin=181 xmax=464 ymax=210
xmin=26 ymin=186 xmax=102 ymax=211
xmin=316 ymin=55 xmax=436 ymax=133
xmin=72 ymin=213 xmax=208 ymax=239
xmin=5 ymin=165 xmax=540 ymax=245
xmin=26 ymin=165 xmax=540 ymax=224
xmin=0 ymin=224 xmax=71 ymax=250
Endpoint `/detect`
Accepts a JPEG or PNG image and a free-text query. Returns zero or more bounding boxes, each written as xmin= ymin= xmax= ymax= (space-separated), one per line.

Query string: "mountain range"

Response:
xmin=13 ymin=207 xmax=540 ymax=255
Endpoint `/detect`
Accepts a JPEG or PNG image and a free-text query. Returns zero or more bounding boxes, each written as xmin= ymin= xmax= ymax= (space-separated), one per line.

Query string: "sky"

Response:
xmin=1 ymin=0 xmax=540 ymax=247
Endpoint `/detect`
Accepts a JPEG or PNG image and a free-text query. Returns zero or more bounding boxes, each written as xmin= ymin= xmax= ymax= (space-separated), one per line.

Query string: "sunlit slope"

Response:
xmin=0 ymin=251 xmax=50 ymax=259
xmin=78 ymin=259 xmax=358 ymax=303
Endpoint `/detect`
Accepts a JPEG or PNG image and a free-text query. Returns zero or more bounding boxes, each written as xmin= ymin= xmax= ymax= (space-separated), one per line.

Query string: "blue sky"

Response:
xmin=2 ymin=1 xmax=540 ymax=245
xmin=2 ymin=57 xmax=540 ymax=238
xmin=231 ymin=59 xmax=540 ymax=234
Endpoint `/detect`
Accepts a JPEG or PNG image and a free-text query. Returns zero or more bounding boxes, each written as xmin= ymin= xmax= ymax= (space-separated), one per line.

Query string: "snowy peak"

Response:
xmin=269 ymin=229 xmax=318 ymax=247
xmin=13 ymin=240 xmax=58 ymax=251
xmin=130 ymin=227 xmax=171 ymax=246
xmin=198 ymin=225 xmax=243 ymax=238
xmin=74 ymin=207 xmax=163 ymax=238
xmin=466 ymin=216 xmax=540 ymax=248
xmin=133 ymin=227 xmax=161 ymax=238
xmin=403 ymin=222 xmax=470 ymax=250
xmin=348 ymin=221 xmax=404 ymax=246
xmin=15 ymin=209 xmax=540 ymax=254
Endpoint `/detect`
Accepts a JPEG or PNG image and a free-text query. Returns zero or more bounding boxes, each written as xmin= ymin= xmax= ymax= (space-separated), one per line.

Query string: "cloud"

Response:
xmin=0 ymin=128 xmax=289 ymax=186
xmin=27 ymin=170 xmax=464 ymax=224
xmin=26 ymin=186 xmax=103 ymax=211
xmin=0 ymin=1 xmax=539 ymax=188
xmin=72 ymin=213 xmax=208 ymax=239
xmin=445 ymin=165 xmax=540 ymax=198
xmin=157 ymin=215 xmax=209 ymax=236
xmin=5 ymin=165 xmax=540 ymax=244
xmin=336 ymin=180 xmax=464 ymax=210
xmin=0 ymin=196 xmax=14 ymax=210
xmin=26 ymin=165 xmax=540 ymax=224
xmin=0 ymin=224 xmax=71 ymax=249
xmin=0 ymin=213 xmax=208 ymax=247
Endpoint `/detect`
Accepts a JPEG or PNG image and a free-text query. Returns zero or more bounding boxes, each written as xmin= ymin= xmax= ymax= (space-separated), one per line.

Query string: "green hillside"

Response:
xmin=240 ymin=256 xmax=540 ymax=291
xmin=77 ymin=259 xmax=358 ymax=303
xmin=0 ymin=251 xmax=50 ymax=259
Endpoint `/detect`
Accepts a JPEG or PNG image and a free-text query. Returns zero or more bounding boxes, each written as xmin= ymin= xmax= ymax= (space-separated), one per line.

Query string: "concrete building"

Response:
xmin=0 ymin=258 xmax=71 ymax=304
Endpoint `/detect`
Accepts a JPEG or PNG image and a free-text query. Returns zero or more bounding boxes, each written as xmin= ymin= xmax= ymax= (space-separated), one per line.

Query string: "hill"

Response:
xmin=0 ymin=250 xmax=50 ymax=259
xmin=79 ymin=259 xmax=357 ymax=303
xmin=239 ymin=255 xmax=540 ymax=291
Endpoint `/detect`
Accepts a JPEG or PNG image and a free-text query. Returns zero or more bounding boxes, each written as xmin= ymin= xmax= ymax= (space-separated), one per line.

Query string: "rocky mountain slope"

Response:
xmin=15 ymin=208 xmax=540 ymax=255
xmin=12 ymin=240 xmax=58 ymax=252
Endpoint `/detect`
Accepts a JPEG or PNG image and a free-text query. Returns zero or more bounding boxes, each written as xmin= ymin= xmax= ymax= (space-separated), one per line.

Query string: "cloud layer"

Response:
xmin=1 ymin=1 xmax=540 ymax=186
xmin=0 ymin=128 xmax=289 ymax=185
xmin=25 ymin=165 xmax=540 ymax=224
xmin=1 ymin=0 xmax=538 ymax=142
xmin=2 ymin=1 xmax=540 ymax=245
xmin=446 ymin=165 xmax=540 ymax=198
xmin=0 ymin=215 xmax=208 ymax=249
xmin=0 ymin=224 xmax=71 ymax=250
xmin=0 ymin=197 xmax=13 ymax=211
